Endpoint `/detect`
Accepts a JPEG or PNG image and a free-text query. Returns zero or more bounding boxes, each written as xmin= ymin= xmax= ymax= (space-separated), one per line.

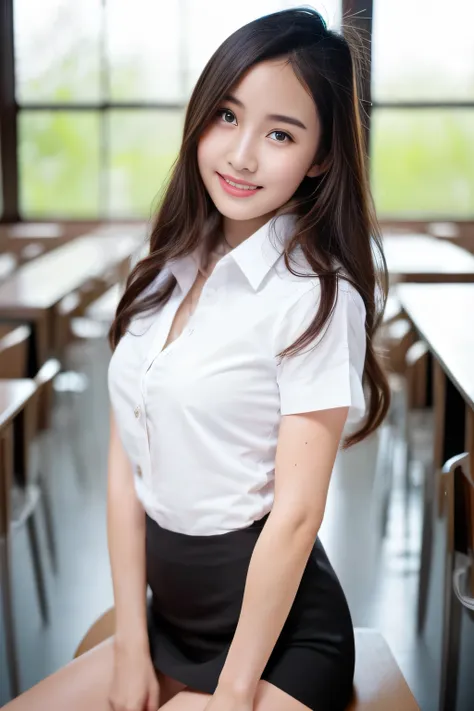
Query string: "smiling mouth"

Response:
xmin=217 ymin=173 xmax=263 ymax=191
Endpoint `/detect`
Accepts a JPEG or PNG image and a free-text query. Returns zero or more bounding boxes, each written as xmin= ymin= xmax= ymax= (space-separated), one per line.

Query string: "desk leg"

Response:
xmin=0 ymin=426 xmax=21 ymax=698
xmin=442 ymin=376 xmax=466 ymax=463
xmin=424 ymin=350 xmax=433 ymax=407
xmin=28 ymin=312 xmax=49 ymax=376
xmin=465 ymin=406 xmax=474 ymax=598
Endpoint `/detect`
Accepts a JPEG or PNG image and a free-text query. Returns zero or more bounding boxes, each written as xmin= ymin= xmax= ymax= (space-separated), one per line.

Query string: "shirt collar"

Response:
xmin=168 ymin=213 xmax=297 ymax=293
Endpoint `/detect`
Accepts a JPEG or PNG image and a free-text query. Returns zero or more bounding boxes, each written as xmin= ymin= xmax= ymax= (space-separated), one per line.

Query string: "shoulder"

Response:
xmin=270 ymin=252 xmax=367 ymax=422
xmin=273 ymin=247 xmax=366 ymax=329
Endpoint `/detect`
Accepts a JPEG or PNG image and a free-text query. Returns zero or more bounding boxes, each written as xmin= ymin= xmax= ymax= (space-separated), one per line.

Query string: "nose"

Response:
xmin=227 ymin=131 xmax=258 ymax=174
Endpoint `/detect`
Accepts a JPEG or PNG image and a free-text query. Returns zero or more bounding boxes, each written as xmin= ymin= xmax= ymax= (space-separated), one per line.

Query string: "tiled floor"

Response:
xmin=0 ymin=339 xmax=446 ymax=709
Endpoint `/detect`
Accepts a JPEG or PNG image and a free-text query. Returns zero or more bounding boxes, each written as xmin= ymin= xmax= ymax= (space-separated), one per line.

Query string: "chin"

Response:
xmin=213 ymin=201 xmax=266 ymax=222
xmin=206 ymin=192 xmax=277 ymax=224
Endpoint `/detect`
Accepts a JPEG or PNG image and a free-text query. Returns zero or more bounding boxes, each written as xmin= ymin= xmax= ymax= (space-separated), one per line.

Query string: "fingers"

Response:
xmin=147 ymin=685 xmax=160 ymax=711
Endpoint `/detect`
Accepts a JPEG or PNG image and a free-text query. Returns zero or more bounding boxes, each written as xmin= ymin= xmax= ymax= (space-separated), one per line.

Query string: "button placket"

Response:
xmin=139 ymin=342 xmax=161 ymax=486
xmin=135 ymin=396 xmax=149 ymax=484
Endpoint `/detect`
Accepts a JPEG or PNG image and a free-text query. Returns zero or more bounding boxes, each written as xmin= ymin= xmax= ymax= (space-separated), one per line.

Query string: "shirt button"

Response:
xmin=136 ymin=465 xmax=142 ymax=477
xmin=134 ymin=405 xmax=141 ymax=419
xmin=188 ymin=327 xmax=195 ymax=335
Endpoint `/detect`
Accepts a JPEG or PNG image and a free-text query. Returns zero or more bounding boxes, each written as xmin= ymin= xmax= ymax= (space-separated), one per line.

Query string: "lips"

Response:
xmin=217 ymin=172 xmax=262 ymax=189
xmin=216 ymin=172 xmax=263 ymax=198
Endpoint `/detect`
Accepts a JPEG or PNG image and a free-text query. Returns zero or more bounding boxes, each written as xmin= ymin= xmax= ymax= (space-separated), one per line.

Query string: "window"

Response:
xmin=8 ymin=0 xmax=342 ymax=219
xmin=371 ymin=0 xmax=474 ymax=218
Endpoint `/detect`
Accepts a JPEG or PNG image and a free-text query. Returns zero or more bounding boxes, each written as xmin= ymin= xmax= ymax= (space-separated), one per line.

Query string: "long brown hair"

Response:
xmin=109 ymin=7 xmax=390 ymax=449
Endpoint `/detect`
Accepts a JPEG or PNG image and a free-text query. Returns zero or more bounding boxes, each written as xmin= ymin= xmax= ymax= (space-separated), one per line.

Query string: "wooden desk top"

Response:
xmin=4 ymin=222 xmax=64 ymax=239
xmin=0 ymin=234 xmax=139 ymax=313
xmin=0 ymin=379 xmax=37 ymax=431
xmin=383 ymin=233 xmax=474 ymax=282
xmin=0 ymin=323 xmax=26 ymax=340
xmin=397 ymin=283 xmax=474 ymax=409
xmin=0 ymin=253 xmax=17 ymax=281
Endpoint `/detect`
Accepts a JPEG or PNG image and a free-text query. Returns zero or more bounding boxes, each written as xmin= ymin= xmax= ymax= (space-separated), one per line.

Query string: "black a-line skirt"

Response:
xmin=145 ymin=512 xmax=355 ymax=711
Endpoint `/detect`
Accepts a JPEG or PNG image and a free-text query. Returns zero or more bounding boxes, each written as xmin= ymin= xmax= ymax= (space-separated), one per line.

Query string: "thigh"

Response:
xmin=2 ymin=637 xmax=186 ymax=711
xmin=157 ymin=670 xmax=187 ymax=706
xmin=159 ymin=679 xmax=311 ymax=710
xmin=2 ymin=637 xmax=116 ymax=711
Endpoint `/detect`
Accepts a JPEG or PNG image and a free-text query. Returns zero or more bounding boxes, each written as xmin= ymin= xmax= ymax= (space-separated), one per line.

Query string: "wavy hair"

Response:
xmin=109 ymin=7 xmax=390 ymax=448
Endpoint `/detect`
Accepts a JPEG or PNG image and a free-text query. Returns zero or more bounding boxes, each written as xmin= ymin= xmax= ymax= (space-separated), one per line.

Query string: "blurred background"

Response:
xmin=0 ymin=1 xmax=473 ymax=710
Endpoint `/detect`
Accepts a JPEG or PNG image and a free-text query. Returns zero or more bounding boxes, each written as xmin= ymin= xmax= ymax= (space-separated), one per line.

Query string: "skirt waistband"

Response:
xmin=145 ymin=512 xmax=270 ymax=566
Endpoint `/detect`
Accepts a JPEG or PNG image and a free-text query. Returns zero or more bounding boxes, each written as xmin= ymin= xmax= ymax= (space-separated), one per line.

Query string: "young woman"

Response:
xmin=5 ymin=7 xmax=390 ymax=711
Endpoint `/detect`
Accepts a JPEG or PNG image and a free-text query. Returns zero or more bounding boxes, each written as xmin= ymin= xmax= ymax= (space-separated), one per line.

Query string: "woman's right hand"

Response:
xmin=108 ymin=640 xmax=159 ymax=711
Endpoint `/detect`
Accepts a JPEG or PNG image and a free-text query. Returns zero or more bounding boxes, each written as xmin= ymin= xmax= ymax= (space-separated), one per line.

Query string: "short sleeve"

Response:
xmin=272 ymin=283 xmax=367 ymax=424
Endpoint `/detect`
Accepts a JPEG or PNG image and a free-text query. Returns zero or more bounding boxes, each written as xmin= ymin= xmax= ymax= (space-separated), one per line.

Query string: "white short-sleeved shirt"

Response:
xmin=108 ymin=214 xmax=367 ymax=535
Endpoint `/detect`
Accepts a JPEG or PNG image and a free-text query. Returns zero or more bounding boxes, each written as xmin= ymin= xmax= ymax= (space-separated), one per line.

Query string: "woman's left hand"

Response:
xmin=203 ymin=684 xmax=254 ymax=711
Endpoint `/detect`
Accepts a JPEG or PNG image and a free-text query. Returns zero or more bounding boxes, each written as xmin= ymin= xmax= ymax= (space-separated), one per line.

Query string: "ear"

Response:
xmin=306 ymin=163 xmax=323 ymax=178
xmin=306 ymin=155 xmax=331 ymax=179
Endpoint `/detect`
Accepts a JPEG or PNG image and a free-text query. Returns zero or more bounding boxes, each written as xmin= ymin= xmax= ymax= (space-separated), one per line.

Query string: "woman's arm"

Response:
xmin=216 ymin=406 xmax=349 ymax=699
xmin=107 ymin=407 xmax=148 ymax=653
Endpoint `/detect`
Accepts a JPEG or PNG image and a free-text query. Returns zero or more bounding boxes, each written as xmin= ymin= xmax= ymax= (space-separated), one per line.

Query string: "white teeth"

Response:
xmin=223 ymin=177 xmax=258 ymax=191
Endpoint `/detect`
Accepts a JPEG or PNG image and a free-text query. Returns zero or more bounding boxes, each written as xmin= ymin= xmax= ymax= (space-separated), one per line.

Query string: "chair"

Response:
xmin=0 ymin=426 xmax=21 ymax=697
xmin=437 ymin=453 xmax=474 ymax=711
xmin=32 ymin=358 xmax=62 ymax=572
xmin=0 ymin=328 xmax=50 ymax=621
xmin=401 ymin=341 xmax=433 ymax=537
xmin=0 ymin=361 xmax=61 ymax=698
xmin=375 ymin=318 xmax=416 ymax=538
xmin=8 ymin=374 xmax=51 ymax=626
xmin=73 ymin=611 xmax=419 ymax=710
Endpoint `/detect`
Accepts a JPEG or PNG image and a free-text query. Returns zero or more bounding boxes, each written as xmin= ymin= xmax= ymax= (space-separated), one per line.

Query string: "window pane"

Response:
xmin=14 ymin=0 xmax=102 ymax=103
xmin=106 ymin=0 xmax=182 ymax=102
xmin=371 ymin=109 xmax=474 ymax=218
xmin=372 ymin=0 xmax=474 ymax=102
xmin=19 ymin=112 xmax=100 ymax=217
xmin=107 ymin=110 xmax=184 ymax=218
xmin=184 ymin=1 xmax=342 ymax=95
xmin=106 ymin=0 xmax=341 ymax=101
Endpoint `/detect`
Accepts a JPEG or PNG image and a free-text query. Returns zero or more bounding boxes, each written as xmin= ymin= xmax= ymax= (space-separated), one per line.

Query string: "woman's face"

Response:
xmin=197 ymin=58 xmax=322 ymax=236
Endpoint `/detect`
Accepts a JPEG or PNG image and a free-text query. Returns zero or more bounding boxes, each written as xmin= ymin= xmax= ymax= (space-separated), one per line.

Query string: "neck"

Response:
xmin=222 ymin=210 xmax=277 ymax=248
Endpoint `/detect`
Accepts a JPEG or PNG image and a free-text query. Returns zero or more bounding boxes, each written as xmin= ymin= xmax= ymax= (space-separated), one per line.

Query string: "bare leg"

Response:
xmin=159 ymin=680 xmax=311 ymax=710
xmin=2 ymin=637 xmax=186 ymax=711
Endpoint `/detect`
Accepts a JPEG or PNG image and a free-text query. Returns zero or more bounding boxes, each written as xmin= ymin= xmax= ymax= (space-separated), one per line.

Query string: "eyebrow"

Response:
xmin=223 ymin=94 xmax=307 ymax=130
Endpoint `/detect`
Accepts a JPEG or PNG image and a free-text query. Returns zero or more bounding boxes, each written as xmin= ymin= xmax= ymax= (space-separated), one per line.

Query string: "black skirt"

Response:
xmin=145 ymin=513 xmax=355 ymax=711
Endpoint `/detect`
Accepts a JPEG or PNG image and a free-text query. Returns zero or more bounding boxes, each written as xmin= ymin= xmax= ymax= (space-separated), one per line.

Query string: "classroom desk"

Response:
xmin=397 ymin=283 xmax=474 ymax=466
xmin=0 ymin=323 xmax=21 ymax=340
xmin=1 ymin=222 xmax=64 ymax=239
xmin=0 ymin=234 xmax=140 ymax=372
xmin=398 ymin=282 xmax=474 ymax=711
xmin=383 ymin=233 xmax=474 ymax=283
xmin=0 ymin=379 xmax=37 ymax=432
